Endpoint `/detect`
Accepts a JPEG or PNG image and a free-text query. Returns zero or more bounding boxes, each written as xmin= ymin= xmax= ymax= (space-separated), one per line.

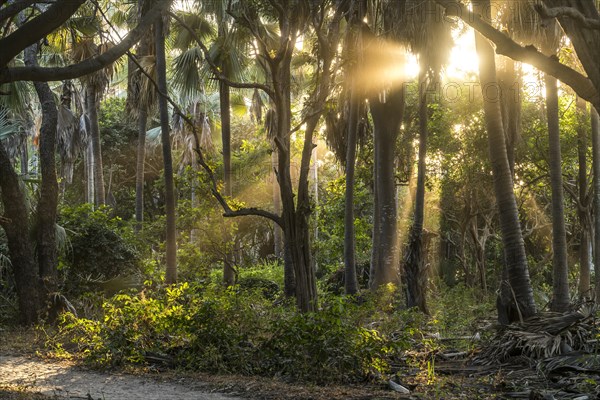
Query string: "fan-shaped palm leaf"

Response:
xmin=172 ymin=47 xmax=204 ymax=101
xmin=171 ymin=11 xmax=215 ymax=51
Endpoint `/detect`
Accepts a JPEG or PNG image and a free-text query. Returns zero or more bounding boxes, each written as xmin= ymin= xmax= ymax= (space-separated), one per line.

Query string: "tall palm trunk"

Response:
xmin=133 ymin=0 xmax=153 ymax=233
xmin=135 ymin=109 xmax=147 ymax=232
xmin=85 ymin=138 xmax=95 ymax=204
xmin=369 ymin=87 xmax=404 ymax=289
xmin=577 ymin=99 xmax=591 ymax=298
xmin=155 ymin=15 xmax=177 ymax=284
xmin=473 ymin=0 xmax=536 ymax=323
xmin=86 ymin=85 xmax=105 ymax=206
xmin=344 ymin=86 xmax=359 ymax=295
xmin=499 ymin=58 xmax=521 ymax=178
xmin=404 ymin=70 xmax=429 ymax=314
xmin=546 ymin=73 xmax=569 ymax=312
xmin=220 ymin=79 xmax=235 ymax=286
xmin=591 ymin=107 xmax=600 ymax=300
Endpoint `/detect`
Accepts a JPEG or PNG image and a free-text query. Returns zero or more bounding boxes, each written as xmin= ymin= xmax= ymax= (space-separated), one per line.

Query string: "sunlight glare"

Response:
xmin=445 ymin=26 xmax=479 ymax=79
xmin=353 ymin=38 xmax=411 ymax=95
xmin=405 ymin=54 xmax=419 ymax=80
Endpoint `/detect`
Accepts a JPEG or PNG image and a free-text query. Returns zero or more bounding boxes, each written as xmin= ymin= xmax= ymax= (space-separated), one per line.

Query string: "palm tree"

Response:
xmin=473 ymin=0 xmax=536 ymax=323
xmin=541 ymin=21 xmax=569 ymax=312
xmin=72 ymin=38 xmax=113 ymax=206
xmin=366 ymin=2 xmax=407 ymax=291
xmin=155 ymin=11 xmax=177 ymax=284
xmin=127 ymin=0 xmax=156 ymax=233
xmin=401 ymin=0 xmax=452 ymax=314
xmin=575 ymin=98 xmax=592 ymax=298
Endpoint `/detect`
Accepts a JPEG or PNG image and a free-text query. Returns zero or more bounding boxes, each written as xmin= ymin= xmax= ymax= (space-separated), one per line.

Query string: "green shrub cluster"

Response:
xmin=48 ymin=283 xmax=410 ymax=383
xmin=58 ymin=204 xmax=140 ymax=295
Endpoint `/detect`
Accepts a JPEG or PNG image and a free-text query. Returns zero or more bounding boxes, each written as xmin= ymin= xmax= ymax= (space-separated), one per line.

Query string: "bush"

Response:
xmin=48 ymin=283 xmax=412 ymax=383
xmin=59 ymin=204 xmax=140 ymax=295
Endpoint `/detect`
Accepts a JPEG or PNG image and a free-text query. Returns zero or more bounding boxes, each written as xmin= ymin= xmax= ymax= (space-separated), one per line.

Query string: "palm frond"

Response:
xmin=172 ymin=47 xmax=204 ymax=101
xmin=171 ymin=11 xmax=215 ymax=51
xmin=57 ymin=105 xmax=83 ymax=184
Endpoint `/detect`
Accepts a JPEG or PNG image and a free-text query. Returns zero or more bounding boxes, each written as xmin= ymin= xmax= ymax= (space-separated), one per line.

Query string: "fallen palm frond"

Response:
xmin=475 ymin=305 xmax=598 ymax=365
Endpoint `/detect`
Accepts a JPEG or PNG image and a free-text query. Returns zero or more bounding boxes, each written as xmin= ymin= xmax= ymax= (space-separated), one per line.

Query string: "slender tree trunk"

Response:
xmin=132 ymin=0 xmax=153 ymax=233
xmin=86 ymin=86 xmax=105 ymax=206
xmin=546 ymin=73 xmax=570 ymax=312
xmin=344 ymin=87 xmax=359 ymax=295
xmin=135 ymin=109 xmax=147 ymax=232
xmin=499 ymin=58 xmax=521 ymax=178
xmin=220 ymin=79 xmax=235 ymax=286
xmin=85 ymin=141 xmax=95 ymax=204
xmin=591 ymin=107 xmax=600 ymax=300
xmin=155 ymin=15 xmax=177 ymax=284
xmin=577 ymin=99 xmax=591 ymax=298
xmin=369 ymin=87 xmax=404 ymax=290
xmin=272 ymin=151 xmax=284 ymax=258
xmin=404 ymin=71 xmax=429 ymax=314
xmin=20 ymin=140 xmax=28 ymax=175
xmin=0 ymin=142 xmax=41 ymax=325
xmin=473 ymin=0 xmax=536 ymax=323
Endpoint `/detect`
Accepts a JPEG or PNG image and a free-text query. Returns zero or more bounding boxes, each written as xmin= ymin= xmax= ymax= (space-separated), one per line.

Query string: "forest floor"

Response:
xmin=1 ymin=326 xmax=590 ymax=400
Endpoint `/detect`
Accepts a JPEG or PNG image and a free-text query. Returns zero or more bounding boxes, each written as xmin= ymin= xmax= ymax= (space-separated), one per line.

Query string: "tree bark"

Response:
xmin=0 ymin=142 xmax=41 ymax=324
xmin=577 ymin=99 xmax=591 ymax=298
xmin=546 ymin=73 xmax=569 ymax=312
xmin=23 ymin=45 xmax=59 ymax=294
xmin=591 ymin=106 xmax=600 ymax=300
xmin=135 ymin=109 xmax=147 ymax=232
xmin=344 ymin=87 xmax=359 ymax=295
xmin=473 ymin=0 xmax=536 ymax=323
xmin=85 ymin=86 xmax=105 ymax=206
xmin=220 ymin=79 xmax=235 ymax=286
xmin=369 ymin=87 xmax=404 ymax=290
xmin=404 ymin=71 xmax=429 ymax=314
xmin=155 ymin=15 xmax=177 ymax=284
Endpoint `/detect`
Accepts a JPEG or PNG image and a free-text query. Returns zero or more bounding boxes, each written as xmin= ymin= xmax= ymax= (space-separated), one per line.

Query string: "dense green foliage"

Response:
xmin=58 ymin=205 xmax=141 ymax=295
xmin=48 ymin=282 xmax=416 ymax=383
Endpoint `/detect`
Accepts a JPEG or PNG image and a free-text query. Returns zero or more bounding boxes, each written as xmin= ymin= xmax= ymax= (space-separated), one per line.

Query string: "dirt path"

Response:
xmin=0 ymin=355 xmax=244 ymax=400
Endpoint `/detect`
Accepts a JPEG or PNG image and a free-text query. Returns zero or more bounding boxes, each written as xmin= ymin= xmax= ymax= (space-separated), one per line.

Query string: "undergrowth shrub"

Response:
xmin=59 ymin=204 xmax=140 ymax=295
xmin=47 ymin=283 xmax=414 ymax=383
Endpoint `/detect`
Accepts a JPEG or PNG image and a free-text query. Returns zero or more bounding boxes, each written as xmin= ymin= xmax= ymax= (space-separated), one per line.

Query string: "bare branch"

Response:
xmin=434 ymin=0 xmax=600 ymax=111
xmin=0 ymin=0 xmax=36 ymax=24
xmin=290 ymin=108 xmax=323 ymax=134
xmin=534 ymin=3 xmax=600 ymax=30
xmin=0 ymin=0 xmax=86 ymax=68
xmin=0 ymin=0 xmax=171 ymax=84
xmin=168 ymin=10 xmax=275 ymax=100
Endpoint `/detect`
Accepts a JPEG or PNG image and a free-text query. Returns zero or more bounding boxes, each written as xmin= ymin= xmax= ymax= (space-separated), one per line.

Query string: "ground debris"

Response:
xmin=475 ymin=307 xmax=598 ymax=365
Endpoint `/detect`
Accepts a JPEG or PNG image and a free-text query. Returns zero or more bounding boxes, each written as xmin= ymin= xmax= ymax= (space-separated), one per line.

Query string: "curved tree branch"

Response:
xmin=0 ymin=0 xmax=36 ymax=24
xmin=0 ymin=0 xmax=87 ymax=67
xmin=534 ymin=3 xmax=600 ymax=30
xmin=167 ymin=10 xmax=275 ymax=100
xmin=0 ymin=0 xmax=171 ymax=84
xmin=434 ymin=0 xmax=600 ymax=111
